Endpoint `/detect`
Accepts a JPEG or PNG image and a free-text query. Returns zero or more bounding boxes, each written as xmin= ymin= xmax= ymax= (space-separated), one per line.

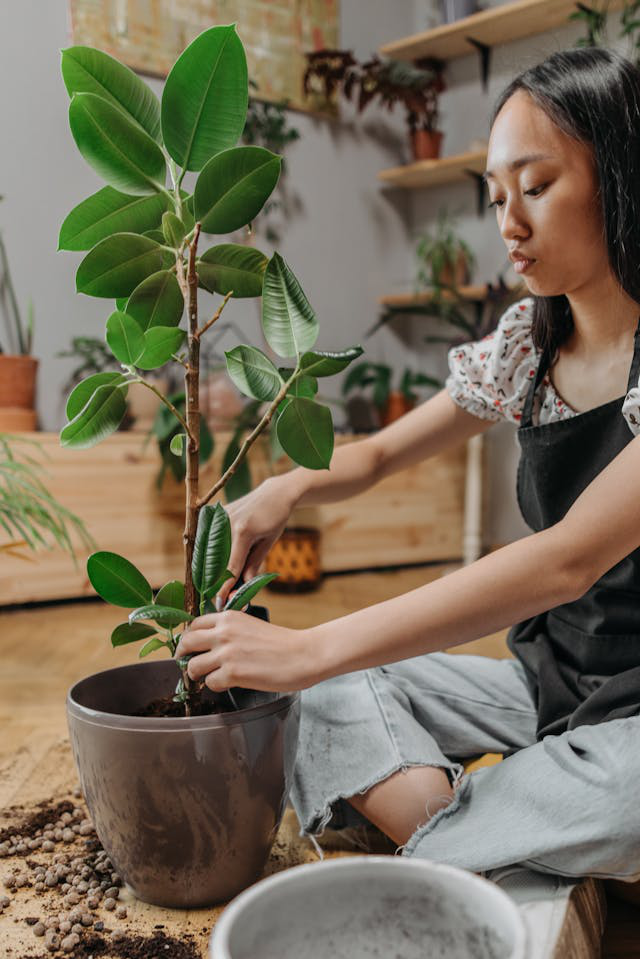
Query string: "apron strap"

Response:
xmin=522 ymin=313 xmax=640 ymax=429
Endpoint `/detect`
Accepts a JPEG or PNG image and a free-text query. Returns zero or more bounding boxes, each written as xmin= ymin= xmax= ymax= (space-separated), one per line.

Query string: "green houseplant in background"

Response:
xmin=415 ymin=208 xmax=476 ymax=292
xmin=342 ymin=360 xmax=439 ymax=427
xmin=58 ymin=24 xmax=363 ymax=906
xmin=0 ymin=198 xmax=38 ymax=431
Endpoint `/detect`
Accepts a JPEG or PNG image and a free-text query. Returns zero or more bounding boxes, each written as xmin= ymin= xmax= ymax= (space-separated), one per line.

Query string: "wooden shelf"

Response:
xmin=380 ymin=0 xmax=625 ymax=63
xmin=380 ymin=285 xmax=491 ymax=308
xmin=378 ymin=148 xmax=486 ymax=189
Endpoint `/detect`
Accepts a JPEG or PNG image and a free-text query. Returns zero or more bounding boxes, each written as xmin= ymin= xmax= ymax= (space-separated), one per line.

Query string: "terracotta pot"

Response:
xmin=379 ymin=392 xmax=415 ymax=427
xmin=67 ymin=659 xmax=300 ymax=907
xmin=437 ymin=250 xmax=471 ymax=288
xmin=0 ymin=355 xmax=38 ymax=431
xmin=265 ymin=527 xmax=322 ymax=592
xmin=411 ymin=129 xmax=443 ymax=161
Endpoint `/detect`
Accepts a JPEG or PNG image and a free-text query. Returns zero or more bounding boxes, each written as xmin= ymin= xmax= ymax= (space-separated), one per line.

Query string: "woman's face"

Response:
xmin=485 ymin=90 xmax=606 ymax=297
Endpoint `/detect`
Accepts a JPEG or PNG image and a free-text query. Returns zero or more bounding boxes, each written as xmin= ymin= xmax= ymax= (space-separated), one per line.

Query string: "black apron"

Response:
xmin=507 ymin=317 xmax=640 ymax=739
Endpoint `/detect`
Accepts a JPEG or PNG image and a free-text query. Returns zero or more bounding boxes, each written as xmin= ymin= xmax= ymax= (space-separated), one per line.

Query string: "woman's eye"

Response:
xmin=487 ymin=184 xmax=546 ymax=210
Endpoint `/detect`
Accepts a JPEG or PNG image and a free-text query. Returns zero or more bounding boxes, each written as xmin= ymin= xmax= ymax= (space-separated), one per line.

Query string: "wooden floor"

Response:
xmin=0 ymin=564 xmax=638 ymax=956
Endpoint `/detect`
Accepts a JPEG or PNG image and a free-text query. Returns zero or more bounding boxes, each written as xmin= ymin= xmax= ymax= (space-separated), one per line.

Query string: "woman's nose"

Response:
xmin=499 ymin=198 xmax=531 ymax=244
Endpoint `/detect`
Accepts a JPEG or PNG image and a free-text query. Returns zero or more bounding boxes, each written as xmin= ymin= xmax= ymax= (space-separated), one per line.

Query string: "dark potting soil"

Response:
xmin=0 ymin=800 xmax=75 ymax=844
xmin=17 ymin=930 xmax=202 ymax=959
xmin=131 ymin=694 xmax=231 ymax=718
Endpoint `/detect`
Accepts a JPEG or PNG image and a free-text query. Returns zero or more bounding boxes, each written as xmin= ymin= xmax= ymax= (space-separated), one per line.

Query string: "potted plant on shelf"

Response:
xmin=303 ymin=50 xmax=446 ymax=161
xmin=342 ymin=360 xmax=439 ymax=427
xmin=58 ymin=26 xmax=362 ymax=908
xmin=416 ymin=208 xmax=476 ymax=292
xmin=0 ymin=201 xmax=37 ymax=431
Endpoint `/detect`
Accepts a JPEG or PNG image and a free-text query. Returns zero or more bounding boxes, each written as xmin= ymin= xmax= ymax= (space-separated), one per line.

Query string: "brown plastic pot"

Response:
xmin=0 ymin=354 xmax=38 ymax=431
xmin=67 ymin=659 xmax=300 ymax=908
xmin=379 ymin=392 xmax=416 ymax=426
xmin=411 ymin=129 xmax=443 ymax=161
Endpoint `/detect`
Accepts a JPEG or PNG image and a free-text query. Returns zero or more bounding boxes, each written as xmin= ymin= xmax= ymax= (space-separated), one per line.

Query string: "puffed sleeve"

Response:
xmin=622 ymin=385 xmax=640 ymax=436
xmin=445 ymin=297 xmax=538 ymax=425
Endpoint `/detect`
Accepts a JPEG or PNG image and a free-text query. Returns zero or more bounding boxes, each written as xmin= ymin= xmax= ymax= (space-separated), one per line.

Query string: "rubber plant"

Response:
xmin=58 ymin=25 xmax=363 ymax=715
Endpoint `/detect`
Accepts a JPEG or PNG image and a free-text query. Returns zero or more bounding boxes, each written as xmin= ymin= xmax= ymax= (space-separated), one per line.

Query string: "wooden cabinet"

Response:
xmin=1 ymin=431 xmax=467 ymax=605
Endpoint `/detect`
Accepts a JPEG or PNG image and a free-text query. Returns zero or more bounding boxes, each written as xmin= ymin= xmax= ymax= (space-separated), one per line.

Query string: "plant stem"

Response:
xmin=196 ymin=291 xmax=234 ymax=339
xmin=182 ymin=223 xmax=202 ymax=715
xmin=132 ymin=375 xmax=195 ymax=442
xmin=197 ymin=368 xmax=299 ymax=509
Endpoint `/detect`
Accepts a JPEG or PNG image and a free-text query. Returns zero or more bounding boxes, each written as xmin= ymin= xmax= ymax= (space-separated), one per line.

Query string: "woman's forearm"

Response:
xmin=311 ymin=524 xmax=591 ymax=681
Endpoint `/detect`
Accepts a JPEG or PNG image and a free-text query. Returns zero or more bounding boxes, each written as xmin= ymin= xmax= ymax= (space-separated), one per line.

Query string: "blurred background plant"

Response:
xmin=415 ymin=208 xmax=476 ymax=291
xmin=0 ymin=197 xmax=33 ymax=355
xmin=571 ymin=1 xmax=640 ymax=63
xmin=0 ymin=433 xmax=94 ymax=560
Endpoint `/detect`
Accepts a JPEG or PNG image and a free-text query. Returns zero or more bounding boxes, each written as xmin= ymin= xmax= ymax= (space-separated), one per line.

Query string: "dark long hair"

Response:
xmin=490 ymin=47 xmax=640 ymax=358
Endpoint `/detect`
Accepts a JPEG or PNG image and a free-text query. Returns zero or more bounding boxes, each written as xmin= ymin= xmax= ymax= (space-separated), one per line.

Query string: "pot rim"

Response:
xmin=67 ymin=660 xmax=299 ymax=732
xmin=209 ymin=855 xmax=527 ymax=959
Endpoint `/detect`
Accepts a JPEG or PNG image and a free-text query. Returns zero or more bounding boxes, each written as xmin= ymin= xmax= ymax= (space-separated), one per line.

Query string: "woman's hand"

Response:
xmin=174 ymin=611 xmax=321 ymax=693
xmin=215 ymin=476 xmax=295 ymax=609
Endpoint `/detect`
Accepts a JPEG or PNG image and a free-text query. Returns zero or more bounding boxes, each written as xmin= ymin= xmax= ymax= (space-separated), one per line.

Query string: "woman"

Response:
xmin=176 ymin=47 xmax=640 ymax=881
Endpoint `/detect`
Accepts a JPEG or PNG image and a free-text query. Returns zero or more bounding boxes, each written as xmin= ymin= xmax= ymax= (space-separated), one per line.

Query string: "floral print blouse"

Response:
xmin=445 ymin=297 xmax=640 ymax=435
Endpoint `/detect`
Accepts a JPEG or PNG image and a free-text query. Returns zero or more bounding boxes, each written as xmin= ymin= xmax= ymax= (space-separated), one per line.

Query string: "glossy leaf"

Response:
xmin=115 ymin=296 xmax=128 ymax=311
xmin=69 ymin=93 xmax=166 ymax=196
xmin=222 ymin=432 xmax=252 ymax=503
xmin=129 ymin=604 xmax=194 ymax=626
xmin=139 ymin=637 xmax=168 ymax=658
xmin=162 ymin=211 xmax=186 ymax=247
xmin=225 ymin=345 xmax=283 ymax=401
xmin=224 ymin=573 xmax=279 ymax=611
xmin=194 ymin=146 xmax=281 ymax=233
xmin=111 ymin=621 xmax=157 ymax=647
xmin=170 ymin=433 xmax=185 ymax=456
xmin=65 ymin=372 xmax=128 ymax=420
xmin=88 ymin=550 xmax=153 ymax=608
xmin=155 ymin=580 xmax=185 ymax=611
xmin=125 ymin=270 xmax=184 ymax=330
xmin=135 ymin=326 xmax=186 ymax=370
xmin=262 ymin=253 xmax=318 ymax=358
xmin=198 ymin=243 xmax=267 ymax=298
xmin=61 ymin=45 xmax=161 ymax=141
xmin=60 ymin=382 xmax=128 ymax=448
xmin=192 ymin=503 xmax=231 ymax=598
xmin=106 ymin=310 xmax=145 ymax=364
xmin=76 ymin=233 xmax=163 ymax=298
xmin=301 ymin=346 xmax=364 ymax=377
xmin=161 ymin=25 xmax=248 ymax=171
xmin=59 ymin=188 xmax=170 ymax=251
xmin=279 ymin=369 xmax=318 ymax=399
xmin=276 ymin=396 xmax=334 ymax=469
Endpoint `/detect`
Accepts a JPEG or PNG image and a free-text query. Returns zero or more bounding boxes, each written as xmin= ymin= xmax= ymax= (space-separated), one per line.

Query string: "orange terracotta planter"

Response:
xmin=411 ymin=129 xmax=444 ymax=161
xmin=265 ymin=527 xmax=322 ymax=593
xmin=379 ymin=392 xmax=416 ymax=427
xmin=0 ymin=355 xmax=38 ymax=431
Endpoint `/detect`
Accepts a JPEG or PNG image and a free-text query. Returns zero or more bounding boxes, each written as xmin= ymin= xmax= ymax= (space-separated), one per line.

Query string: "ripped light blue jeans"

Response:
xmin=289 ymin=652 xmax=640 ymax=881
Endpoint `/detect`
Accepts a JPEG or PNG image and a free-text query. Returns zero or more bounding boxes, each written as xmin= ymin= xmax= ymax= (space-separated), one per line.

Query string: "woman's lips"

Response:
xmin=513 ymin=257 xmax=536 ymax=274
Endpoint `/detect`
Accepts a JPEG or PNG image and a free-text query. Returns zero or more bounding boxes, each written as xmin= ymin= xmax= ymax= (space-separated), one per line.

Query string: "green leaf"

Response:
xmin=65 ymin=372 xmax=128 ymax=420
xmin=194 ymin=146 xmax=281 ymax=233
xmin=111 ymin=621 xmax=157 ymax=647
xmin=76 ymin=233 xmax=164 ymax=298
xmin=276 ymin=397 xmax=334 ymax=470
xmin=162 ymin=211 xmax=186 ymax=247
xmin=129 ymin=604 xmax=194 ymax=626
xmin=198 ymin=243 xmax=267 ymax=298
xmin=59 ymin=188 xmax=170 ymax=251
xmin=135 ymin=326 xmax=186 ymax=370
xmin=192 ymin=503 xmax=231 ymax=597
xmin=60 ymin=382 xmax=128 ymax=449
xmin=224 ymin=573 xmax=279 ymax=610
xmin=301 ymin=346 xmax=364 ymax=377
xmin=225 ymin=345 xmax=283 ymax=401
xmin=106 ymin=310 xmax=145 ymax=364
xmin=222 ymin=432 xmax=252 ymax=503
xmin=61 ymin=45 xmax=161 ymax=141
xmin=125 ymin=270 xmax=184 ymax=330
xmin=115 ymin=296 xmax=128 ymax=311
xmin=88 ymin=550 xmax=153 ymax=607
xmin=161 ymin=24 xmax=248 ymax=171
xmin=279 ymin=369 xmax=318 ymax=399
xmin=139 ymin=637 xmax=168 ymax=658
xmin=69 ymin=93 xmax=166 ymax=195
xmin=155 ymin=580 xmax=185 ymax=610
xmin=262 ymin=253 xmax=318 ymax=358
xmin=169 ymin=433 xmax=184 ymax=456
